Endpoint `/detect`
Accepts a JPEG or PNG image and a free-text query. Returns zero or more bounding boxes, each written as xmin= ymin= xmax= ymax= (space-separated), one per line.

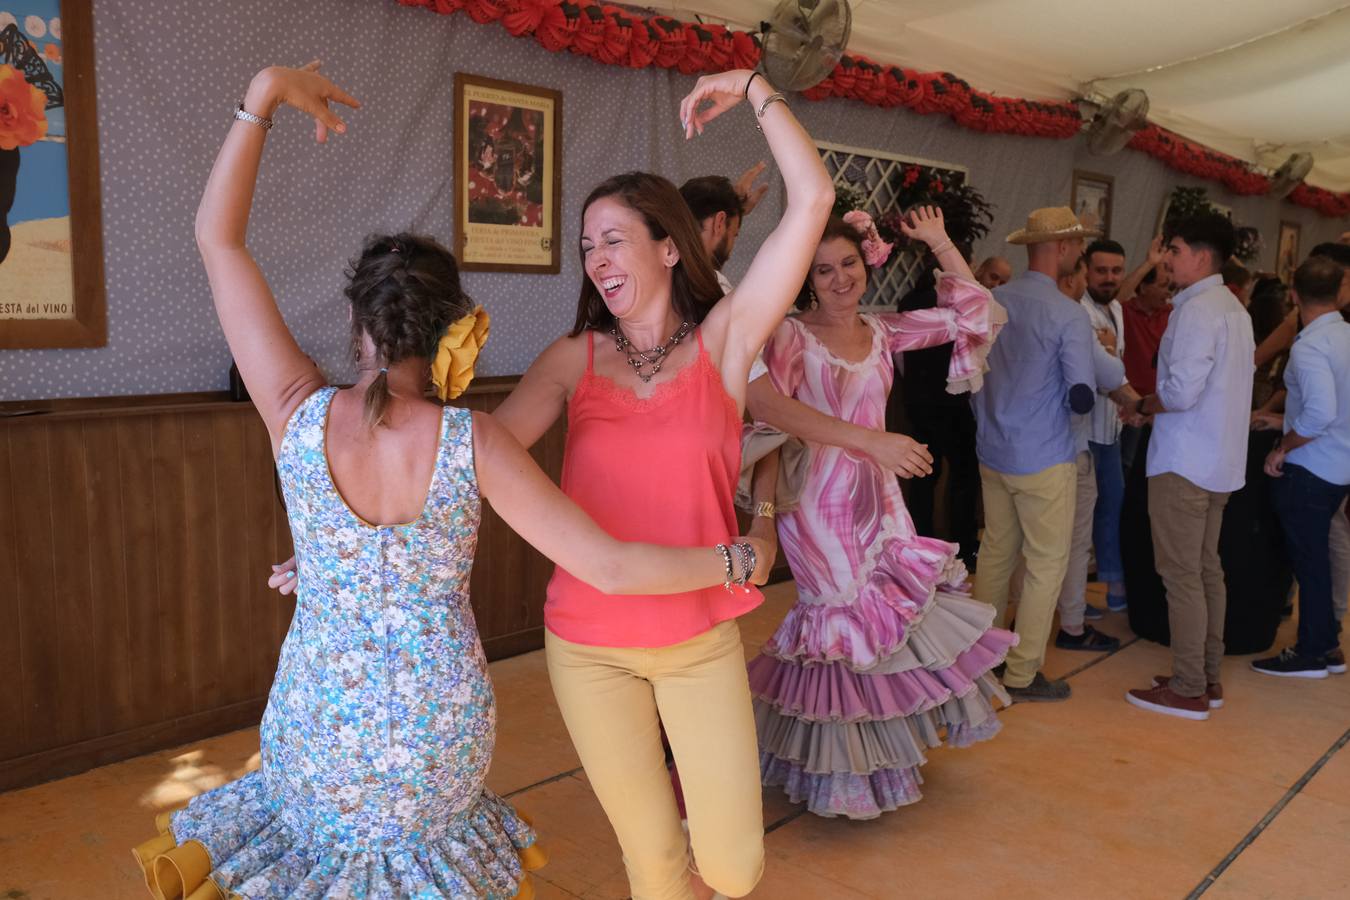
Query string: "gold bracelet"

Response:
xmin=754 ymin=501 xmax=776 ymax=519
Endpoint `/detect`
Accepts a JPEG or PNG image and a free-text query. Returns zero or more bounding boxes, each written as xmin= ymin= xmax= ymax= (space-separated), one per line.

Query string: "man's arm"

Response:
xmin=1118 ymin=236 xmax=1164 ymax=304
xmin=1061 ymin=312 xmax=1098 ymax=415
xmin=746 ymin=376 xmax=934 ymax=478
xmin=1140 ymin=302 xmax=1217 ymax=415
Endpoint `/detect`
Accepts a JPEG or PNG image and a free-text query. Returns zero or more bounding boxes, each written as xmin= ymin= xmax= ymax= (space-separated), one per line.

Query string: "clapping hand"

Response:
xmin=899 ymin=205 xmax=949 ymax=249
xmin=1096 ymin=328 xmax=1118 ymax=355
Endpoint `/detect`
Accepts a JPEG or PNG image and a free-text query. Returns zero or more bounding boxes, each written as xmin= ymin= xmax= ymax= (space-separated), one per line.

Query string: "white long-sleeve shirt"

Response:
xmin=1081 ymin=295 xmax=1126 ymax=446
xmin=1146 ymin=274 xmax=1255 ymax=493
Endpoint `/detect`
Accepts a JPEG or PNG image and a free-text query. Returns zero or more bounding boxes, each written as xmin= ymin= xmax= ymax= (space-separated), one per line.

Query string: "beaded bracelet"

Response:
xmin=714 ymin=543 xmax=736 ymax=592
xmin=734 ymin=542 xmax=756 ymax=590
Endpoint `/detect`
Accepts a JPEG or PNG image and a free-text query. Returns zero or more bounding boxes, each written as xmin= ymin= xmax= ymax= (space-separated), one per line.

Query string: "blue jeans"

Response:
xmin=1271 ymin=464 xmax=1350 ymax=658
xmin=1089 ymin=441 xmax=1124 ymax=584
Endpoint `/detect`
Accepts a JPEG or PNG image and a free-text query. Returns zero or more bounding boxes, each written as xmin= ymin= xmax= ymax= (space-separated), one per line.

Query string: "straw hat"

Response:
xmin=1006 ymin=206 xmax=1101 ymax=245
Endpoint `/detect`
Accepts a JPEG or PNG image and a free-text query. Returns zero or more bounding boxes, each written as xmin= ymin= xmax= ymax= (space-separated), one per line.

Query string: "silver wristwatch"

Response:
xmin=234 ymin=103 xmax=274 ymax=130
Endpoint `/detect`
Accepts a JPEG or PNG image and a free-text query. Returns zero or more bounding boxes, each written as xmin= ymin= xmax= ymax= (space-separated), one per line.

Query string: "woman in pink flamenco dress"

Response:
xmin=746 ymin=206 xmax=1017 ymax=819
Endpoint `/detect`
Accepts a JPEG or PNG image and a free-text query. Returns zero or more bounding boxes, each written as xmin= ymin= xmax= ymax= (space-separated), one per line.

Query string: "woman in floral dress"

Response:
xmin=746 ymin=207 xmax=1017 ymax=819
xmin=131 ymin=63 xmax=770 ymax=900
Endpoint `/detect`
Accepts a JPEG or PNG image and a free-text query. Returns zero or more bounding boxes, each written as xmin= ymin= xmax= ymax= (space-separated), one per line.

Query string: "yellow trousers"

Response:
xmin=545 ymin=621 xmax=765 ymax=900
xmin=975 ymin=461 xmax=1077 ymax=688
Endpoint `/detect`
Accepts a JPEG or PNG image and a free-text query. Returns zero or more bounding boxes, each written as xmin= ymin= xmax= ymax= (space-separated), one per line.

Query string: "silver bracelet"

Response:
xmin=234 ymin=102 xmax=274 ymax=131
xmin=757 ymin=92 xmax=787 ymax=119
xmin=733 ymin=541 xmax=757 ymax=590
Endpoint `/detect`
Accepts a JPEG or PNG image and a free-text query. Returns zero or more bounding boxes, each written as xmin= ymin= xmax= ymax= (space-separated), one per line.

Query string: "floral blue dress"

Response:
xmin=133 ymin=387 xmax=541 ymax=899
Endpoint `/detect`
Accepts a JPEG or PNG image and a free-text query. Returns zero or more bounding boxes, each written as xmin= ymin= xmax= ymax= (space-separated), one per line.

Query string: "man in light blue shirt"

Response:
xmin=1123 ymin=213 xmax=1253 ymax=721
xmin=1253 ymin=256 xmax=1350 ymax=679
xmin=972 ymin=207 xmax=1098 ymax=702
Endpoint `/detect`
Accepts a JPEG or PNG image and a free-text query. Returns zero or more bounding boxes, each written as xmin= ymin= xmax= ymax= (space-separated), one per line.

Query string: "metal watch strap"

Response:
xmin=234 ymin=103 xmax=274 ymax=130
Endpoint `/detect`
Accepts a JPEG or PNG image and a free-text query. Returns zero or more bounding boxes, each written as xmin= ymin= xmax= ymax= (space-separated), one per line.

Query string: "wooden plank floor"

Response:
xmin=1 ymin=582 xmax=1347 ymax=899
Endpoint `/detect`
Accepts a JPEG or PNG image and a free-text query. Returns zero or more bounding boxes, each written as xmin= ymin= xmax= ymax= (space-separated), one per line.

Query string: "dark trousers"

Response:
xmin=903 ymin=401 xmax=980 ymax=565
xmin=1272 ymin=464 xmax=1350 ymax=658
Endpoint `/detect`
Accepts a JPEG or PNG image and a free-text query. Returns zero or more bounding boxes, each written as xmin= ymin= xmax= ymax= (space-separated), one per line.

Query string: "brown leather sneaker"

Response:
xmin=1151 ymin=675 xmax=1223 ymax=709
xmin=1126 ymin=684 xmax=1210 ymax=720
xmin=1325 ymin=648 xmax=1347 ymax=675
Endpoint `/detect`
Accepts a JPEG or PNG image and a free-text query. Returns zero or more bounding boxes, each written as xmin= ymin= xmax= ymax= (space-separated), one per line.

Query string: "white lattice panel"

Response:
xmin=817 ymin=141 xmax=967 ymax=309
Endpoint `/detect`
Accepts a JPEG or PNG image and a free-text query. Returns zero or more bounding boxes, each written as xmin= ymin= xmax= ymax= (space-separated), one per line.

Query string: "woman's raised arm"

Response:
xmin=680 ymin=70 xmax=834 ymax=395
xmin=195 ymin=62 xmax=359 ymax=451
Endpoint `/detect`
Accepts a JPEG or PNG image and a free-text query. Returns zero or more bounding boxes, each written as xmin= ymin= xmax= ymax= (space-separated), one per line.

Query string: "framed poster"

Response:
xmin=453 ymin=73 xmax=561 ymax=274
xmin=0 ymin=0 xmax=105 ymax=348
xmin=1277 ymin=220 xmax=1300 ymax=284
xmin=1071 ymin=170 xmax=1114 ymax=239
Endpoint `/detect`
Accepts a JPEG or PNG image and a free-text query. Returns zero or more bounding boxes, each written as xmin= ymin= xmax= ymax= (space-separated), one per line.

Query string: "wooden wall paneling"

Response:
xmin=46 ymin=419 xmax=98 ymax=746
xmin=116 ymin=417 xmax=164 ymax=731
xmin=149 ymin=414 xmax=193 ymax=722
xmin=82 ymin=418 xmax=135 ymax=736
xmin=241 ymin=413 xmax=285 ymax=696
xmin=181 ymin=414 xmax=224 ymax=711
xmin=7 ymin=422 xmax=61 ymax=754
xmin=210 ymin=413 xmax=254 ymax=707
xmin=0 ymin=429 xmax=29 ymax=758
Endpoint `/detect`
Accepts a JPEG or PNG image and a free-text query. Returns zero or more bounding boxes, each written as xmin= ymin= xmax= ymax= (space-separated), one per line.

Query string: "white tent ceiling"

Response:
xmin=659 ymin=0 xmax=1350 ymax=192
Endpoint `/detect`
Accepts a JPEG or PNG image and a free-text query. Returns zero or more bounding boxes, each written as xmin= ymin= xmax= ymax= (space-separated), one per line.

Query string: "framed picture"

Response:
xmin=1071 ymin=170 xmax=1114 ymax=238
xmin=453 ymin=73 xmax=561 ymax=274
xmin=0 ymin=0 xmax=106 ymax=349
xmin=1277 ymin=220 xmax=1301 ymax=284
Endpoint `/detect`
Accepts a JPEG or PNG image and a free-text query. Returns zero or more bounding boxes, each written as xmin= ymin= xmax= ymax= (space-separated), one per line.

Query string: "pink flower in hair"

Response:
xmin=842 ymin=209 xmax=894 ymax=268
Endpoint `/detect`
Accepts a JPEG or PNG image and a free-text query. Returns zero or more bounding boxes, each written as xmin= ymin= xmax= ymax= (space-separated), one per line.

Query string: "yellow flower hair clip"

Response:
xmin=430 ymin=305 xmax=490 ymax=401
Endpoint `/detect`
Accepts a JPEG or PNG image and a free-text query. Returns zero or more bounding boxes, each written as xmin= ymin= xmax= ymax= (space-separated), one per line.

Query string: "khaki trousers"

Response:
xmin=1148 ymin=472 xmax=1231 ymax=697
xmin=1056 ymin=451 xmax=1099 ymax=630
xmin=545 ymin=621 xmax=765 ymax=900
xmin=975 ymin=461 xmax=1077 ymax=689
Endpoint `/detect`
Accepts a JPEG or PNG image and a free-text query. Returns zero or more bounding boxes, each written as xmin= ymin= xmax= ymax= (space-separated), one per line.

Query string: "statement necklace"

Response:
xmin=610 ymin=321 xmax=693 ymax=383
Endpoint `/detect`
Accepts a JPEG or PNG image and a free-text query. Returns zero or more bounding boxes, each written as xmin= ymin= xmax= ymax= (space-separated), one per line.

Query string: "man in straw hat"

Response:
xmin=971 ymin=207 xmax=1100 ymax=701
xmin=1122 ymin=212 xmax=1253 ymax=719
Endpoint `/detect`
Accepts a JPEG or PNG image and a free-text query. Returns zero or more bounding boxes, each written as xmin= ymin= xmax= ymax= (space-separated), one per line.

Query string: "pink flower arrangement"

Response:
xmin=842 ymin=210 xmax=894 ymax=268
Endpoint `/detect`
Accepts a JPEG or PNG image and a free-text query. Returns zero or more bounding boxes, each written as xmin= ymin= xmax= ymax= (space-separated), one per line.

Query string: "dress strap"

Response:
xmin=695 ymin=325 xmax=705 ymax=354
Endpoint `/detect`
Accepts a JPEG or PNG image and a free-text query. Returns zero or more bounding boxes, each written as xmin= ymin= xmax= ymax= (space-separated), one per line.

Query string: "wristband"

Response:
xmin=743 ymin=71 xmax=762 ymax=98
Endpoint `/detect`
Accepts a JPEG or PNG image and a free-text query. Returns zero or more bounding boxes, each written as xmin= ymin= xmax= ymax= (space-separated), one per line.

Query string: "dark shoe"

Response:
xmin=1152 ymin=675 xmax=1224 ymax=709
xmin=1083 ymin=603 xmax=1106 ymax=621
xmin=1005 ymin=672 xmax=1071 ymax=702
xmin=1106 ymin=592 xmax=1128 ymax=613
xmin=1055 ymin=625 xmax=1121 ymax=652
xmin=1251 ymin=647 xmax=1328 ymax=680
xmin=1325 ymin=648 xmax=1346 ymax=675
xmin=1126 ymin=684 xmax=1209 ymax=720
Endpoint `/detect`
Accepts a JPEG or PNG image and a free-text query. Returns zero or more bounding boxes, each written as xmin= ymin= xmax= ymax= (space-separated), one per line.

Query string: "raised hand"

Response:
xmin=735 ymin=161 xmax=770 ymax=216
xmin=899 ymin=205 xmax=950 ymax=249
xmin=1146 ymin=234 xmax=1165 ymax=267
xmin=246 ymin=60 xmax=360 ymax=144
xmin=679 ymin=69 xmax=759 ymax=139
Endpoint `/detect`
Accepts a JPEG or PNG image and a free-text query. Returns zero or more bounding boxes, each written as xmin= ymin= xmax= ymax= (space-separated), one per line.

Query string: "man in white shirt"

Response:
xmin=1079 ymin=239 xmax=1131 ymax=614
xmin=1123 ymin=213 xmax=1254 ymax=721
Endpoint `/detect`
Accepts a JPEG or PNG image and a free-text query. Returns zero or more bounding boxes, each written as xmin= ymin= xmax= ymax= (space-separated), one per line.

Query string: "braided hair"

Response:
xmin=345 ymin=233 xmax=471 ymax=428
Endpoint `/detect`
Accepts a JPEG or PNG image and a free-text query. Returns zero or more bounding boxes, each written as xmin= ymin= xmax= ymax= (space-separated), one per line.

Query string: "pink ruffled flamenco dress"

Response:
xmin=748 ymin=273 xmax=1016 ymax=819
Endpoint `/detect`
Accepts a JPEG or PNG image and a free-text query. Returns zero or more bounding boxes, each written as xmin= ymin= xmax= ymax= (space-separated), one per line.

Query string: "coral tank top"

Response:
xmin=544 ymin=329 xmax=763 ymax=647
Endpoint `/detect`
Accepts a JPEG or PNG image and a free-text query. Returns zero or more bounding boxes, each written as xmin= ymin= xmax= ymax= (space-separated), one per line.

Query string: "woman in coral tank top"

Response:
xmin=491 ymin=69 xmax=832 ymax=899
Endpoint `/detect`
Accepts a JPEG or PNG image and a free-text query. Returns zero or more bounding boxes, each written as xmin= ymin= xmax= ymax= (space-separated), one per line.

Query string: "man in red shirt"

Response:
xmin=1119 ymin=238 xmax=1173 ymax=470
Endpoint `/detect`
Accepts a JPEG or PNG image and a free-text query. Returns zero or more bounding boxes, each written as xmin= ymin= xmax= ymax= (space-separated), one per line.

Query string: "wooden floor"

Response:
xmin=2 ymin=581 xmax=1348 ymax=899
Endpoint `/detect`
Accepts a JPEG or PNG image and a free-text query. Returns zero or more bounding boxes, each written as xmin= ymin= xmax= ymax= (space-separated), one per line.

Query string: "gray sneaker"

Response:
xmin=1006 ymin=672 xmax=1071 ymax=702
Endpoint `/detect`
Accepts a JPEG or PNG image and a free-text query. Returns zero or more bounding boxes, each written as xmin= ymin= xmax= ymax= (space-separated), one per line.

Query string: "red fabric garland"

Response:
xmin=397 ymin=0 xmax=1350 ymax=216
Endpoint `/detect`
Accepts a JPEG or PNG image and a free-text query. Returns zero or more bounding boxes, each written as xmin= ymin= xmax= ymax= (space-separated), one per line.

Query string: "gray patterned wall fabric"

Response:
xmin=2 ymin=0 xmax=1344 ymax=401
